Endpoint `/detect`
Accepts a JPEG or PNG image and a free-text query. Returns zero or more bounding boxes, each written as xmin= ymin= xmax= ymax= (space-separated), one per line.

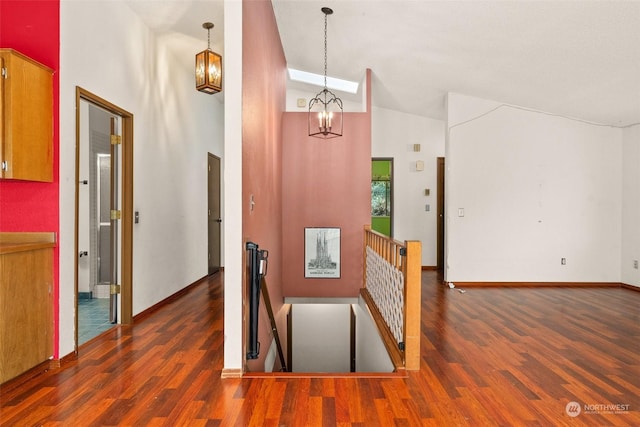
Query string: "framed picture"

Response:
xmin=304 ymin=227 xmax=341 ymax=278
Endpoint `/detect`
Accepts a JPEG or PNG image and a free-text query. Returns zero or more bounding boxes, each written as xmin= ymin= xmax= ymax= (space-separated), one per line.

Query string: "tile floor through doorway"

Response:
xmin=78 ymin=298 xmax=113 ymax=344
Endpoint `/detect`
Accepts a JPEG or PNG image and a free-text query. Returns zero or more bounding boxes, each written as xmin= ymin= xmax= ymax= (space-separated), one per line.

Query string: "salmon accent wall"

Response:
xmin=0 ymin=0 xmax=60 ymax=357
xmin=282 ymin=112 xmax=372 ymax=298
xmin=242 ymin=0 xmax=287 ymax=371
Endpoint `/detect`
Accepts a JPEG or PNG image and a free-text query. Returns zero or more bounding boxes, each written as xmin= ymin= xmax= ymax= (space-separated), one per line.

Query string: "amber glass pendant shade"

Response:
xmin=195 ymin=49 xmax=222 ymax=94
xmin=196 ymin=22 xmax=222 ymax=94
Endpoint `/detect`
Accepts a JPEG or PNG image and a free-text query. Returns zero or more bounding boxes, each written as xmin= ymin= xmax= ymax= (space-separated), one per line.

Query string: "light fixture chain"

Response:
xmin=308 ymin=7 xmax=342 ymax=139
xmin=207 ymin=28 xmax=211 ymax=50
xmin=324 ymin=11 xmax=328 ymax=89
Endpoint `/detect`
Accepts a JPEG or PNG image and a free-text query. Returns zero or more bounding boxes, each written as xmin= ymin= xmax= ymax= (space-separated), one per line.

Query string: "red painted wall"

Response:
xmin=242 ymin=0 xmax=287 ymax=371
xmin=0 ymin=0 xmax=60 ymax=357
xmin=282 ymin=112 xmax=372 ymax=298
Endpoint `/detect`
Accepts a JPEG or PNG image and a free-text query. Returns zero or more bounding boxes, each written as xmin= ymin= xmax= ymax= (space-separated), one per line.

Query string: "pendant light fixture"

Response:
xmin=195 ymin=22 xmax=222 ymax=94
xmin=309 ymin=7 xmax=343 ymax=139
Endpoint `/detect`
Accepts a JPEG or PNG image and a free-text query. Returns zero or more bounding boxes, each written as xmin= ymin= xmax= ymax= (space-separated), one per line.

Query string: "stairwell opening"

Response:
xmin=263 ymin=297 xmax=395 ymax=374
xmin=245 ymin=228 xmax=421 ymax=377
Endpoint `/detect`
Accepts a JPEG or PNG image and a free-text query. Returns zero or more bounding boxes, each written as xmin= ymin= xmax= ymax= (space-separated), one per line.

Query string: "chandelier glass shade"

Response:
xmin=196 ymin=22 xmax=222 ymax=94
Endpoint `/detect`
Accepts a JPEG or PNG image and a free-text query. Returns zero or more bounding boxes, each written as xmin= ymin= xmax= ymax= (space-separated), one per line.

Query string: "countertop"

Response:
xmin=0 ymin=232 xmax=56 ymax=255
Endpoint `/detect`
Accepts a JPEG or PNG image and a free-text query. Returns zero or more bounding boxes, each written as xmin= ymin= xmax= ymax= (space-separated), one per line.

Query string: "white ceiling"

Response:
xmin=127 ymin=0 xmax=640 ymax=127
xmin=124 ymin=1 xmax=225 ymax=55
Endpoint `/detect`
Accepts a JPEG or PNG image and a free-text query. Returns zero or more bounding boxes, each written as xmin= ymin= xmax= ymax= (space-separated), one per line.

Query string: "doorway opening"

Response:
xmin=75 ymin=88 xmax=133 ymax=350
xmin=371 ymin=158 xmax=393 ymax=237
xmin=208 ymin=153 xmax=222 ymax=275
xmin=437 ymin=157 xmax=445 ymax=271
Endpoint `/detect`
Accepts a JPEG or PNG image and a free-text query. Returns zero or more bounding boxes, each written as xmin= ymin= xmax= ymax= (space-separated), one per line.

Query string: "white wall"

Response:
xmin=286 ymin=87 xmax=365 ymax=113
xmin=59 ymin=1 xmax=224 ymax=357
xmin=372 ymin=107 xmax=445 ymax=266
xmin=355 ymin=296 xmax=394 ymax=373
xmin=291 ymin=303 xmax=351 ymax=372
xmin=222 ymin=0 xmax=244 ymax=372
xmin=622 ymin=125 xmax=640 ymax=287
xmin=446 ymin=93 xmax=622 ymax=283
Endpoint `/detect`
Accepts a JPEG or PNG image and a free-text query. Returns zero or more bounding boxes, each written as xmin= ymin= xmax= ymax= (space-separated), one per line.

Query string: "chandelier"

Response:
xmin=195 ymin=22 xmax=222 ymax=94
xmin=308 ymin=7 xmax=343 ymax=139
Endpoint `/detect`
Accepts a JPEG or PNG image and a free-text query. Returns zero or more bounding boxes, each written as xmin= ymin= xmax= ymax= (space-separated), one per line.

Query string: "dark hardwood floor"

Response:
xmin=1 ymin=271 xmax=639 ymax=426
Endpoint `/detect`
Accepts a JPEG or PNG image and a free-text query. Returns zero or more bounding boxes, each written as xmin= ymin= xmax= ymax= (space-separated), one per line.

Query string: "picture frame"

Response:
xmin=304 ymin=227 xmax=341 ymax=278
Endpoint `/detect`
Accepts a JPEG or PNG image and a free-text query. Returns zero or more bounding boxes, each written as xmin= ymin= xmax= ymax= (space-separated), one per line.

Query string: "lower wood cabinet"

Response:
xmin=0 ymin=232 xmax=54 ymax=384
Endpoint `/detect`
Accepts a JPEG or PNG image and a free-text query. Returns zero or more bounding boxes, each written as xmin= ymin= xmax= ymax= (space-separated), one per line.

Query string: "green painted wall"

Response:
xmin=372 ymin=216 xmax=391 ymax=236
xmin=372 ymin=160 xmax=391 ymax=179
xmin=371 ymin=159 xmax=392 ymax=236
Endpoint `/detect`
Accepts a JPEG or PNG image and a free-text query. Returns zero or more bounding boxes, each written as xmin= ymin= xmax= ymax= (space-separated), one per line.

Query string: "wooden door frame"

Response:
xmin=74 ymin=87 xmax=134 ymax=351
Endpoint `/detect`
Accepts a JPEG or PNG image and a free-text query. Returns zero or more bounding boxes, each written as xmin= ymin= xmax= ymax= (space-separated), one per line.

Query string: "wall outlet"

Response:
xmin=561 ymin=258 xmax=566 ymax=265
xmin=634 ymin=260 xmax=639 ymax=269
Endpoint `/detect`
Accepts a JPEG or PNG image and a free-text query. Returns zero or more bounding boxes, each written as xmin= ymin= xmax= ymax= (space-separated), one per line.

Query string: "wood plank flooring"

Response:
xmin=1 ymin=272 xmax=639 ymax=426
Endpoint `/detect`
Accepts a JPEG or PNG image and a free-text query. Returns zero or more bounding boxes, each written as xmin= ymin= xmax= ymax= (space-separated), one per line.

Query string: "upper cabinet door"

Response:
xmin=0 ymin=49 xmax=53 ymax=182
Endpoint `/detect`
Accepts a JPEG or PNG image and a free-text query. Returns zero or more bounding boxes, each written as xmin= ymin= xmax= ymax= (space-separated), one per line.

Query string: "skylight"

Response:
xmin=288 ymin=68 xmax=359 ymax=94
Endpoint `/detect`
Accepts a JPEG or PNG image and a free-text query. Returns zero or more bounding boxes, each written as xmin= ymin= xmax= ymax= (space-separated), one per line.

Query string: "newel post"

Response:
xmin=403 ymin=240 xmax=422 ymax=370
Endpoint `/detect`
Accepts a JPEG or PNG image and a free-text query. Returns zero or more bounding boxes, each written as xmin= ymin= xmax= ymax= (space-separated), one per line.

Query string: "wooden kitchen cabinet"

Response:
xmin=0 ymin=232 xmax=55 ymax=384
xmin=0 ymin=49 xmax=53 ymax=182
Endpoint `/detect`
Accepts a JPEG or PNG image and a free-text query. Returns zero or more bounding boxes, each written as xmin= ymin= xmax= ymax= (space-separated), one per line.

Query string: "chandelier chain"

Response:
xmin=324 ymin=11 xmax=328 ymax=89
xmin=207 ymin=28 xmax=211 ymax=50
xmin=308 ymin=7 xmax=342 ymax=138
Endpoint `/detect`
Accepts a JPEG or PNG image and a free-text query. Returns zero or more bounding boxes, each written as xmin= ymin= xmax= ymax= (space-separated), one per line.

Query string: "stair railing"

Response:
xmin=362 ymin=226 xmax=421 ymax=370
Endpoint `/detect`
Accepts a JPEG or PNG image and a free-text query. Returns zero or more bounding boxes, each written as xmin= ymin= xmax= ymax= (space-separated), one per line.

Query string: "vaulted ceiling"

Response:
xmin=128 ymin=0 xmax=640 ymax=127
